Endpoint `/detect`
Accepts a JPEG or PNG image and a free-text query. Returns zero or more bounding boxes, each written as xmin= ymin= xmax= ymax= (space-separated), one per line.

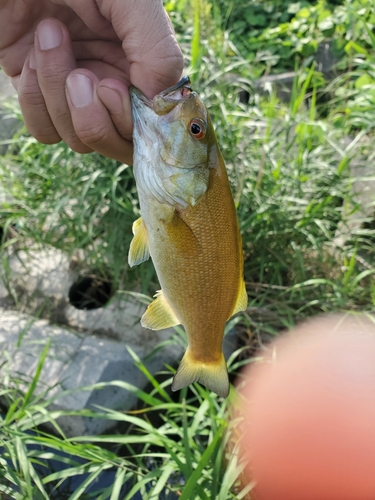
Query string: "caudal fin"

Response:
xmin=171 ymin=350 xmax=229 ymax=398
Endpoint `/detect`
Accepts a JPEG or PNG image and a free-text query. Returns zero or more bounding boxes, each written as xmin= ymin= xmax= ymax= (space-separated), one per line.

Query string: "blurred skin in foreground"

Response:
xmin=236 ymin=314 xmax=375 ymax=500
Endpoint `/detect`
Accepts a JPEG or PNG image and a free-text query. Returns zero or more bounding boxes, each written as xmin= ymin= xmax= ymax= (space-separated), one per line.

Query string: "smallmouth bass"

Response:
xmin=129 ymin=76 xmax=247 ymax=398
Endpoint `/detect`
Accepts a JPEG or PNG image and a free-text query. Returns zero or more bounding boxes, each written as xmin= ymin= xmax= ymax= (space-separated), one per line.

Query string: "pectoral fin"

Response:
xmin=230 ymin=279 xmax=248 ymax=318
xmin=141 ymin=290 xmax=181 ymax=330
xmin=128 ymin=217 xmax=150 ymax=267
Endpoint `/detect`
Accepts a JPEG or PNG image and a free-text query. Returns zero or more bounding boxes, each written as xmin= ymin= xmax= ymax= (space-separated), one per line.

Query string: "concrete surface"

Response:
xmin=1 ymin=248 xmax=174 ymax=345
xmin=0 ymin=247 xmax=238 ymax=436
xmin=0 ymin=308 xmax=183 ymax=436
xmin=0 ymin=70 xmax=20 ymax=154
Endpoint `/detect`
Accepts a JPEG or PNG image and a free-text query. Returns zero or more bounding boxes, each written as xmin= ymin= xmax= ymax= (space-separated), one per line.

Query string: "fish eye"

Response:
xmin=189 ymin=118 xmax=206 ymax=140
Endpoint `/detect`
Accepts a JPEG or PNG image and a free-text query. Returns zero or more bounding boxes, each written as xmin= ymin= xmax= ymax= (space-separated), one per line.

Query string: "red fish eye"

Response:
xmin=189 ymin=119 xmax=206 ymax=140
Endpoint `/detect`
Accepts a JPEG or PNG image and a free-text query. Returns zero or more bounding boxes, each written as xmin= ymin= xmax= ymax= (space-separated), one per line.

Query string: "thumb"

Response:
xmin=98 ymin=0 xmax=184 ymax=98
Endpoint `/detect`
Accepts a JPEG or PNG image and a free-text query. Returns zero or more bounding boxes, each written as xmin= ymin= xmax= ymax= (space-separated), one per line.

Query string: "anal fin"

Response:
xmin=141 ymin=290 xmax=180 ymax=330
xmin=230 ymin=279 xmax=248 ymax=318
xmin=128 ymin=217 xmax=150 ymax=267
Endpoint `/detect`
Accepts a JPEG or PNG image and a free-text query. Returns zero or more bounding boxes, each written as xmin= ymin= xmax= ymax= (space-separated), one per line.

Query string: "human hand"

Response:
xmin=0 ymin=0 xmax=183 ymax=164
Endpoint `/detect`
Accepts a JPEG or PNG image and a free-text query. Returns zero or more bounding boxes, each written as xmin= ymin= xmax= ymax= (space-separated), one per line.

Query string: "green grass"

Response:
xmin=1 ymin=0 xmax=375 ymax=497
xmin=0 ymin=338 xmax=252 ymax=499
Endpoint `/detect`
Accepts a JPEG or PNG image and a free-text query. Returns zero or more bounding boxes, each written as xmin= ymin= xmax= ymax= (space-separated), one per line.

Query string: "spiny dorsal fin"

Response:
xmin=172 ymin=349 xmax=229 ymax=398
xmin=230 ymin=279 xmax=248 ymax=318
xmin=141 ymin=290 xmax=181 ymax=330
xmin=128 ymin=217 xmax=150 ymax=267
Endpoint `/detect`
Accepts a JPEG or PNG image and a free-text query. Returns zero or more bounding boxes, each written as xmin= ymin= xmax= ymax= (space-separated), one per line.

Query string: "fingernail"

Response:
xmin=98 ymin=86 xmax=123 ymax=115
xmin=29 ymin=49 xmax=36 ymax=70
xmin=66 ymin=74 xmax=93 ymax=108
xmin=37 ymin=21 xmax=63 ymax=50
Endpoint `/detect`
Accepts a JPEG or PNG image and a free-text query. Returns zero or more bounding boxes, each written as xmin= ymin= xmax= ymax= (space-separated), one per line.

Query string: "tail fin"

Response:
xmin=171 ymin=349 xmax=229 ymax=398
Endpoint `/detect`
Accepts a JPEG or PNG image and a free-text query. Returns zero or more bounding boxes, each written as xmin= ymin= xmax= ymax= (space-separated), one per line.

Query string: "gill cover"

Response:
xmin=130 ymin=77 xmax=212 ymax=208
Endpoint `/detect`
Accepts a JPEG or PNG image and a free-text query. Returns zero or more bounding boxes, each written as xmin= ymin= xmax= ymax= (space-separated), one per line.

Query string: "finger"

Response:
xmin=17 ymin=50 xmax=61 ymax=144
xmin=0 ymin=4 xmax=34 ymax=78
xmin=66 ymin=69 xmax=133 ymax=164
xmin=71 ymin=40 xmax=130 ymax=80
xmin=35 ymin=18 xmax=92 ymax=153
xmin=78 ymin=59 xmax=129 ymax=84
xmin=96 ymin=0 xmax=184 ymax=98
xmin=53 ymin=0 xmax=118 ymax=39
xmin=97 ymin=79 xmax=133 ymax=141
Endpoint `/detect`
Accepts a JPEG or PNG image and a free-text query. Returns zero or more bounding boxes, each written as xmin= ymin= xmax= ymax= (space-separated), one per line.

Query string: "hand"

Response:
xmin=0 ymin=0 xmax=183 ymax=164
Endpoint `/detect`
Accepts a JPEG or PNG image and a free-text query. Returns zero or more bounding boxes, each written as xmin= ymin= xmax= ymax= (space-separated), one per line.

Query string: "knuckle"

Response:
xmin=75 ymin=123 xmax=109 ymax=147
xmin=33 ymin=131 xmax=61 ymax=145
xmin=18 ymin=84 xmax=44 ymax=108
xmin=38 ymin=63 xmax=69 ymax=89
xmin=68 ymin=139 xmax=92 ymax=154
xmin=0 ymin=51 xmax=20 ymax=78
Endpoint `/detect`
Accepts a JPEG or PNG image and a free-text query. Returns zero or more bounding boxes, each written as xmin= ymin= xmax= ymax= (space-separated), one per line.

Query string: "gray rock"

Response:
xmin=0 ymin=310 xmax=84 ymax=398
xmin=0 ymin=247 xmax=240 ymax=436
xmin=0 ymin=70 xmax=20 ymax=154
xmin=0 ymin=305 xmax=238 ymax=436
xmin=254 ymin=71 xmax=297 ymax=103
xmin=315 ymin=40 xmax=340 ymax=76
xmin=0 ymin=308 xmax=182 ymax=436
xmin=333 ymin=137 xmax=375 ymax=251
xmin=238 ymin=41 xmax=341 ymax=105
xmin=0 ymin=71 xmax=16 ymax=100
xmin=3 ymin=248 xmax=175 ymax=346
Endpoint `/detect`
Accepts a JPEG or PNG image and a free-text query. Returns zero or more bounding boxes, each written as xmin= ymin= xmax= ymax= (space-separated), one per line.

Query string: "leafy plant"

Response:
xmin=0 ymin=334 xmax=252 ymax=499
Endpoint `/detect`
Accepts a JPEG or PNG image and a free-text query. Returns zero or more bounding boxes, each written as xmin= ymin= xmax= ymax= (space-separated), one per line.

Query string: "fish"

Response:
xmin=129 ymin=76 xmax=247 ymax=398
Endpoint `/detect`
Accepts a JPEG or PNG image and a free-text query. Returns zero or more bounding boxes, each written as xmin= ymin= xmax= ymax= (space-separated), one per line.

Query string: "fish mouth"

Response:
xmin=130 ymin=76 xmax=192 ymax=113
xmin=130 ymin=76 xmax=193 ymax=145
xmin=158 ymin=75 xmax=191 ymax=98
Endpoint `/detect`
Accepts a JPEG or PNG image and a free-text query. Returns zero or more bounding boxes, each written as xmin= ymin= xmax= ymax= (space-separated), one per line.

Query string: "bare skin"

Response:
xmin=0 ymin=0 xmax=183 ymax=164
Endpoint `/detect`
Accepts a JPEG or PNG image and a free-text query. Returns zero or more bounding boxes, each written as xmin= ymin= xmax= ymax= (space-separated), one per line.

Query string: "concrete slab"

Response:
xmin=3 ymin=248 xmax=179 ymax=346
xmin=0 ymin=307 xmax=238 ymax=436
xmin=0 ymin=310 xmax=83 ymax=392
xmin=5 ymin=248 xmax=73 ymax=298
xmin=333 ymin=138 xmax=375 ymax=251
xmin=0 ymin=246 xmax=240 ymax=435
xmin=0 ymin=70 xmax=20 ymax=154
xmin=0 ymin=308 xmax=183 ymax=436
xmin=0 ymin=71 xmax=16 ymax=100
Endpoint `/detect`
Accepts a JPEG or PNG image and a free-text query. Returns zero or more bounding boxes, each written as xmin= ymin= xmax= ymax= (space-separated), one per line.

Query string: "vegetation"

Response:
xmin=0 ymin=0 xmax=375 ymax=497
xmin=0 ymin=339 xmax=250 ymax=499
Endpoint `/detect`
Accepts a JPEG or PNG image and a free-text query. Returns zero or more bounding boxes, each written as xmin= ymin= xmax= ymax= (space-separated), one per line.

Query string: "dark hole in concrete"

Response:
xmin=0 ymin=224 xmax=18 ymax=244
xmin=239 ymin=89 xmax=250 ymax=105
xmin=69 ymin=274 xmax=113 ymax=310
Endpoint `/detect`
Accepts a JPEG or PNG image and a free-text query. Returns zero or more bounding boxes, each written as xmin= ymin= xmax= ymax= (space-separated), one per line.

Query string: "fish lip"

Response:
xmin=158 ymin=75 xmax=191 ymax=97
xmin=129 ymin=76 xmax=191 ymax=108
